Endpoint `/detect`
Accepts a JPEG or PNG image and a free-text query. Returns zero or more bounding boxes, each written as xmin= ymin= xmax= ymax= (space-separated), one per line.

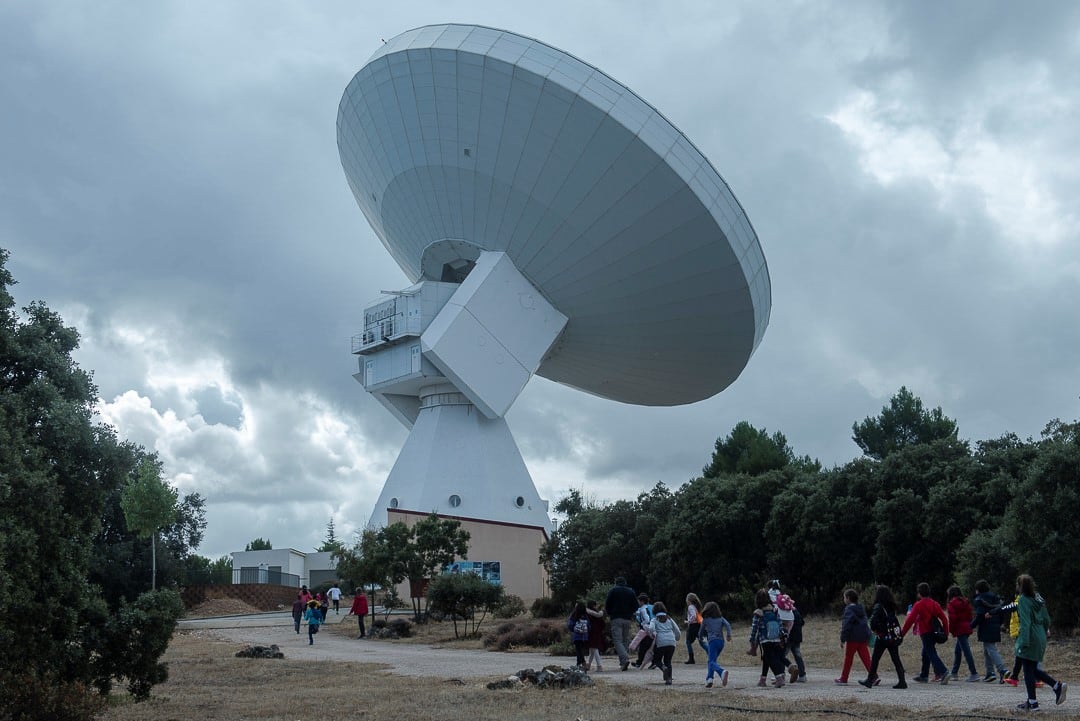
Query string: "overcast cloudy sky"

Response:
xmin=3 ymin=1 xmax=1078 ymax=559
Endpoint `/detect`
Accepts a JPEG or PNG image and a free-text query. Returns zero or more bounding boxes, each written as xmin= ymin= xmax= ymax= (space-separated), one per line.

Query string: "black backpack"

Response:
xmin=931 ymin=616 xmax=948 ymax=644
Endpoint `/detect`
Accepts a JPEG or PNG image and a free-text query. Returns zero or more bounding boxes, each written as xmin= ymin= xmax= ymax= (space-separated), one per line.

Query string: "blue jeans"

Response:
xmin=919 ymin=633 xmax=947 ymax=677
xmin=951 ymin=634 xmax=977 ymax=675
xmin=789 ymin=642 xmax=805 ymax=677
xmin=706 ymin=638 xmax=726 ymax=680
xmin=982 ymin=641 xmax=1006 ymax=676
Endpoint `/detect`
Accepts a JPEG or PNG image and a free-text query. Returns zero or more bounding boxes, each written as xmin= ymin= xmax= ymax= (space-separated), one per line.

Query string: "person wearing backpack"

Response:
xmin=749 ymin=589 xmax=788 ymax=687
xmin=768 ymin=580 xmax=801 ymax=683
xmin=971 ymin=579 xmax=1009 ymax=682
xmin=647 ymin=601 xmax=682 ymax=685
xmin=567 ymin=600 xmax=590 ymax=668
xmin=836 ymin=588 xmax=872 ymax=684
xmin=860 ymin=584 xmax=907 ymax=689
xmin=629 ymin=593 xmax=656 ymax=669
xmin=900 ymin=582 xmax=951 ymax=684
xmin=947 ymin=585 xmax=980 ymax=681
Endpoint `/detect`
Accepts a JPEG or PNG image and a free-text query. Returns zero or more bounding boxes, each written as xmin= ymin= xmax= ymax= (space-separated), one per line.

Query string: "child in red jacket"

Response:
xmin=947 ymin=585 xmax=980 ymax=681
xmin=346 ymin=588 xmax=369 ymax=639
xmin=901 ymin=582 xmax=950 ymax=684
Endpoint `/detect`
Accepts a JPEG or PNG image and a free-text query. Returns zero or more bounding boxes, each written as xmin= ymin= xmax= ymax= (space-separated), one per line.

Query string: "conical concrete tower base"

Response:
xmin=368 ymin=385 xmax=551 ymax=533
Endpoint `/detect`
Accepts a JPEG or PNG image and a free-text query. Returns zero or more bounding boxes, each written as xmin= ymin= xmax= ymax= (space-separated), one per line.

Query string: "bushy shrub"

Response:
xmin=585 ymin=582 xmax=613 ymax=606
xmin=483 ymin=619 xmax=564 ymax=651
xmin=427 ymin=572 xmax=504 ymax=638
xmin=828 ymin=581 xmax=870 ymax=616
xmin=388 ymin=618 xmax=413 ymax=637
xmin=370 ymin=617 xmax=413 ymax=638
xmin=0 ymin=670 xmax=105 ymax=721
xmin=311 ymin=581 xmax=336 ymax=599
xmin=89 ymin=588 xmax=185 ymax=700
xmin=548 ymin=637 xmax=576 ymax=657
xmin=530 ymin=596 xmax=565 ymax=618
xmin=494 ymin=594 xmax=526 ymax=619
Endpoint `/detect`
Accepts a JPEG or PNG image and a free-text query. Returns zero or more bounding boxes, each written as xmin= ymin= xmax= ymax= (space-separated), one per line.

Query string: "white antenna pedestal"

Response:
xmin=354 ymin=251 xmax=565 ymax=532
xmin=368 ymin=384 xmax=552 ymax=531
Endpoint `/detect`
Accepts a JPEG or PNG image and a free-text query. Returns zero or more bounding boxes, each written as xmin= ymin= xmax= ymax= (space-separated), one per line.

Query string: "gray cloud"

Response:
xmin=2 ymin=1 xmax=1078 ymax=557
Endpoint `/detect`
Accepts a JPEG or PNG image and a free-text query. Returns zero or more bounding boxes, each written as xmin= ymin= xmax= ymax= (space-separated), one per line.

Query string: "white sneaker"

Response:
xmin=721 ymin=670 xmax=729 ymax=687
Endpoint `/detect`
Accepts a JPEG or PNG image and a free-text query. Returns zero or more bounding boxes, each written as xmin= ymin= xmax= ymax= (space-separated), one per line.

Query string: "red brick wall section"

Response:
xmin=181 ymin=584 xmax=299 ymax=612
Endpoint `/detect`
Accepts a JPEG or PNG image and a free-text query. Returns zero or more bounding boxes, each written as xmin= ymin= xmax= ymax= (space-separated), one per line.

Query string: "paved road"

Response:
xmin=182 ymin=615 xmax=1069 ymax=713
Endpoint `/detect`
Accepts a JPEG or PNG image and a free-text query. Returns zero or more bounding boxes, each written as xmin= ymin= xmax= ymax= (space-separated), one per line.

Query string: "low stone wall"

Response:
xmin=181 ymin=583 xmax=299 ymax=611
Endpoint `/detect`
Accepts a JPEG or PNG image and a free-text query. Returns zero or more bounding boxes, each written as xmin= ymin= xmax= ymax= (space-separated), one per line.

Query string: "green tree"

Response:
xmin=334 ymin=528 xmax=389 ymax=619
xmin=335 ymin=516 xmax=470 ymax=621
xmin=703 ymin=421 xmax=797 ymax=477
xmin=0 ymin=248 xmax=182 ymax=710
xmin=180 ymin=553 xmax=233 ymax=584
xmin=316 ymin=517 xmax=344 ymax=553
xmin=91 ymin=474 xmax=207 ymax=607
xmin=120 ymin=457 xmax=178 ymax=590
xmin=401 ymin=514 xmax=469 ymax=620
xmin=209 ymin=553 xmax=233 ymax=575
xmin=245 ymin=537 xmax=272 ymax=551
xmin=852 ymin=386 xmax=959 ymax=460
xmin=1001 ymin=419 xmax=1080 ymax=627
xmin=540 ymin=485 xmax=672 ymax=603
xmin=426 ymin=571 xmax=505 ymax=638
xmin=765 ymin=463 xmax=875 ymax=608
xmin=89 ymin=588 xmax=185 ymax=699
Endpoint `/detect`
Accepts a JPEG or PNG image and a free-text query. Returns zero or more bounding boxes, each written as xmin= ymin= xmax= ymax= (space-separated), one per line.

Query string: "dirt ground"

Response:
xmin=187 ymin=597 xmax=266 ymax=617
xmin=187 ymin=616 xmax=1079 ymax=715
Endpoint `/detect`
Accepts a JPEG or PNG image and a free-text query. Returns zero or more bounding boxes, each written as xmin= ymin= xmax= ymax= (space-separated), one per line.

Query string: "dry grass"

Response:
xmin=99 ymin=633 xmax=910 ymax=721
xmin=98 ymin=612 xmax=1080 ymax=721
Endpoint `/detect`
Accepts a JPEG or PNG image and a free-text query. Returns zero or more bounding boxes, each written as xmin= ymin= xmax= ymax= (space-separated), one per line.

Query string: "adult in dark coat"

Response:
xmin=971 ymin=579 xmax=1008 ymax=682
xmin=605 ymin=576 xmax=638 ymax=671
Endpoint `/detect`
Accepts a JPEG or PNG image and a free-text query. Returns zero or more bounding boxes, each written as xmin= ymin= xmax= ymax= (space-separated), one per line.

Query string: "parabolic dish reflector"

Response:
xmin=337 ymin=24 xmax=771 ymax=406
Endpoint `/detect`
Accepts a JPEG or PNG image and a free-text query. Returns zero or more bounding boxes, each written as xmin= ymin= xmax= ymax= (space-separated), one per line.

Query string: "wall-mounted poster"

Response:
xmin=446 ymin=560 xmax=501 ymax=584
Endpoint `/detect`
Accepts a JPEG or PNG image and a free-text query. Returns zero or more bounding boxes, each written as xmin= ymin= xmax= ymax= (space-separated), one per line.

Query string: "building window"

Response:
xmin=389 ymin=497 xmax=399 ymax=509
xmin=448 ymin=494 xmax=461 ymax=508
xmin=514 ymin=496 xmax=525 ymax=508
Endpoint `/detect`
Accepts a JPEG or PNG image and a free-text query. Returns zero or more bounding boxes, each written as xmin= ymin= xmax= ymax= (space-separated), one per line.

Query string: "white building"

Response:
xmin=230 ymin=549 xmax=338 ymax=589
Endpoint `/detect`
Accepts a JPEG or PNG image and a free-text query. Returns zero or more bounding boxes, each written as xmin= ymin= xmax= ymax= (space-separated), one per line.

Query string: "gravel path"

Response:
xmin=187 ymin=616 xmax=1072 ymax=714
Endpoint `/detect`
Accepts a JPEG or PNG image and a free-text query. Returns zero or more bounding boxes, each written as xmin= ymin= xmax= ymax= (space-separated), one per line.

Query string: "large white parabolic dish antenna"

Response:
xmin=340 ymin=25 xmax=771 ymax=543
xmin=338 ymin=24 xmax=771 ymax=409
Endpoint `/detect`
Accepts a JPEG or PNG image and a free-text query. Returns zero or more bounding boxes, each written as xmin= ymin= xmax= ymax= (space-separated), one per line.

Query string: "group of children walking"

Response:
xmin=573 ymin=590 xmax=735 ymax=687
xmin=584 ymin=574 xmax=1066 ymax=710
xmin=834 ymin=575 xmax=1067 ymax=711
